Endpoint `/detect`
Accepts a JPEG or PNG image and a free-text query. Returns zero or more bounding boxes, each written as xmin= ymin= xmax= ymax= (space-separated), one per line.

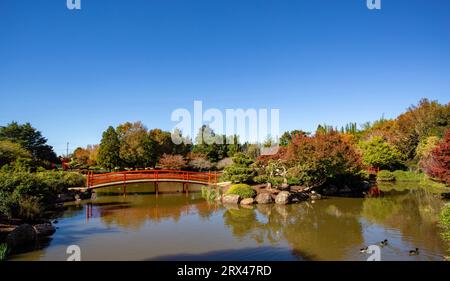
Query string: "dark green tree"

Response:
xmin=227 ymin=135 xmax=241 ymax=157
xmin=0 ymin=122 xmax=58 ymax=166
xmin=279 ymin=130 xmax=308 ymax=146
xmin=98 ymin=126 xmax=121 ymax=169
xmin=192 ymin=125 xmax=228 ymax=162
xmin=222 ymin=153 xmax=256 ymax=183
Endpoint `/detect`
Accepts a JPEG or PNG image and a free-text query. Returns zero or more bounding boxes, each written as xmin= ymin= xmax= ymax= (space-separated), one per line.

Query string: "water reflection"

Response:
xmin=10 ymin=186 xmax=448 ymax=261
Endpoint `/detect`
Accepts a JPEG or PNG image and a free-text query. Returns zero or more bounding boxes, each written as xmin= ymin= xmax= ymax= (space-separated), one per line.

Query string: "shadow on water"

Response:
xmin=147 ymin=246 xmax=304 ymax=261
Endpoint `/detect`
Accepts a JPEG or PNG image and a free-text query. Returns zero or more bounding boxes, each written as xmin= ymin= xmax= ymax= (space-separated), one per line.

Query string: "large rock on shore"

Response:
xmin=280 ymin=183 xmax=290 ymax=191
xmin=321 ymin=185 xmax=338 ymax=196
xmin=310 ymin=192 xmax=322 ymax=200
xmin=240 ymin=198 xmax=255 ymax=205
xmin=255 ymin=193 xmax=273 ymax=204
xmin=222 ymin=194 xmax=241 ymax=204
xmin=56 ymin=193 xmax=75 ymax=203
xmin=291 ymin=192 xmax=309 ymax=202
xmin=33 ymin=223 xmax=56 ymax=237
xmin=6 ymin=224 xmax=36 ymax=249
xmin=275 ymin=191 xmax=292 ymax=205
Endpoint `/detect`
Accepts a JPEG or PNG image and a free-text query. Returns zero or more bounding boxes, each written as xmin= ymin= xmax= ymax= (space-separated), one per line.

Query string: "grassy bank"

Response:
xmin=440 ymin=204 xmax=450 ymax=260
xmin=377 ymin=170 xmax=449 ymax=194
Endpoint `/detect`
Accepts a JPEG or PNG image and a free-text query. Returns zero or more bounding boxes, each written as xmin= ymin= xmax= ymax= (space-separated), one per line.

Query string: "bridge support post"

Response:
xmin=122 ymin=173 xmax=127 ymax=196
xmin=214 ymin=172 xmax=220 ymax=200
xmin=86 ymin=203 xmax=93 ymax=222
xmin=155 ymin=182 xmax=159 ymax=196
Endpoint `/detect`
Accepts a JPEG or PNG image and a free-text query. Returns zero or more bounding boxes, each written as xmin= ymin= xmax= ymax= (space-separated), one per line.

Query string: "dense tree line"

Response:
xmin=255 ymin=99 xmax=449 ymax=186
xmin=76 ymin=123 xmax=248 ymax=171
xmin=69 ymin=98 xmax=449 ymax=184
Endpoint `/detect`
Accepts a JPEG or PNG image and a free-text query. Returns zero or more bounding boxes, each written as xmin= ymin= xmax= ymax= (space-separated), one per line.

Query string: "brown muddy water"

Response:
xmin=9 ymin=183 xmax=449 ymax=261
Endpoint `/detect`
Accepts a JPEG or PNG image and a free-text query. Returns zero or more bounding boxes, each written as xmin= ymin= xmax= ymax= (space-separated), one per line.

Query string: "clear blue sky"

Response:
xmin=1 ymin=0 xmax=449 ymax=155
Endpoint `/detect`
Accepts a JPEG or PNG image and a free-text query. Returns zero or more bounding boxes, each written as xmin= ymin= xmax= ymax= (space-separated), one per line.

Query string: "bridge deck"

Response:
xmin=86 ymin=170 xmax=219 ymax=192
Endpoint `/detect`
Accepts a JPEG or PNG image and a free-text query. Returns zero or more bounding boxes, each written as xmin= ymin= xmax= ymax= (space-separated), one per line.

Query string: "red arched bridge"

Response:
xmin=86 ymin=170 xmax=219 ymax=194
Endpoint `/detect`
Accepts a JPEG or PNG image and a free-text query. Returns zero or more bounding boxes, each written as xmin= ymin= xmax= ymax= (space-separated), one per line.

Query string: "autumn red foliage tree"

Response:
xmin=72 ymin=145 xmax=99 ymax=167
xmin=420 ymin=131 xmax=450 ymax=184
xmin=157 ymin=154 xmax=187 ymax=170
xmin=284 ymin=131 xmax=363 ymax=188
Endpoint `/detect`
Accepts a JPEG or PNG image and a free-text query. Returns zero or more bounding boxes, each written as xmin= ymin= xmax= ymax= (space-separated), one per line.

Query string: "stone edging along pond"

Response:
xmin=215 ymin=183 xmax=331 ymax=206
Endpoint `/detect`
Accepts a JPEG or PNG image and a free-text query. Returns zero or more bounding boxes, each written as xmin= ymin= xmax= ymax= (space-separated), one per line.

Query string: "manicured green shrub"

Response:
xmin=225 ymin=184 xmax=256 ymax=199
xmin=287 ymin=177 xmax=301 ymax=186
xmin=268 ymin=176 xmax=285 ymax=187
xmin=222 ymin=153 xmax=256 ymax=183
xmin=253 ymin=175 xmax=268 ymax=184
xmin=377 ymin=170 xmax=396 ymax=182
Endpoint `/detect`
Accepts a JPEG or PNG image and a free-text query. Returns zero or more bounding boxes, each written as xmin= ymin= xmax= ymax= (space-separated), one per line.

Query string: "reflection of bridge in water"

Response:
xmin=86 ymin=169 xmax=219 ymax=195
xmin=84 ymin=195 xmax=220 ymax=222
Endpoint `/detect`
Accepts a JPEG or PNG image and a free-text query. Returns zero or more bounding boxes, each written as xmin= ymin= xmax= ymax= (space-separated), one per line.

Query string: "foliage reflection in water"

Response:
xmin=9 ymin=184 xmax=448 ymax=261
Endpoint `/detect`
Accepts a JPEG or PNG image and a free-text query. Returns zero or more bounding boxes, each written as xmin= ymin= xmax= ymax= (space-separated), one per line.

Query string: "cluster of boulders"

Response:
xmin=218 ymin=185 xmax=318 ymax=206
xmin=5 ymin=222 xmax=56 ymax=251
xmin=56 ymin=190 xmax=92 ymax=204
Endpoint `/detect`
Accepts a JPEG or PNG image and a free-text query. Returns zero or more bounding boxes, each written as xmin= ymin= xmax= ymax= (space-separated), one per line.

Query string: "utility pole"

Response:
xmin=66 ymin=142 xmax=69 ymax=158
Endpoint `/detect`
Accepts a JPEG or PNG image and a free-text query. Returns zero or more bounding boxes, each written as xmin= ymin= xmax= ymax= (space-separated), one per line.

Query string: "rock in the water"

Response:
xmin=290 ymin=186 xmax=305 ymax=193
xmin=255 ymin=192 xmax=273 ymax=204
xmin=6 ymin=224 xmax=36 ymax=249
xmin=291 ymin=192 xmax=309 ymax=202
xmin=240 ymin=198 xmax=255 ymax=205
xmin=441 ymin=193 xmax=450 ymax=200
xmin=339 ymin=185 xmax=352 ymax=194
xmin=222 ymin=194 xmax=241 ymax=204
xmin=275 ymin=191 xmax=291 ymax=205
xmin=322 ymin=185 xmax=338 ymax=196
xmin=280 ymin=183 xmax=290 ymax=191
xmin=56 ymin=193 xmax=75 ymax=203
xmin=310 ymin=191 xmax=322 ymax=200
xmin=269 ymin=189 xmax=280 ymax=195
xmin=33 ymin=223 xmax=56 ymax=237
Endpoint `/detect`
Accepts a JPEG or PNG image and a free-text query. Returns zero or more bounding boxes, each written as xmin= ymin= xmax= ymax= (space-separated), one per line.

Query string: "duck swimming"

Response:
xmin=360 ymin=247 xmax=369 ymax=253
xmin=379 ymin=239 xmax=388 ymax=247
xmin=409 ymin=248 xmax=419 ymax=256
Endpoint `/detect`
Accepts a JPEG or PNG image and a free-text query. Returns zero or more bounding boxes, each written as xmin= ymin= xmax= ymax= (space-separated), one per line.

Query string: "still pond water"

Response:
xmin=10 ymin=183 xmax=449 ymax=261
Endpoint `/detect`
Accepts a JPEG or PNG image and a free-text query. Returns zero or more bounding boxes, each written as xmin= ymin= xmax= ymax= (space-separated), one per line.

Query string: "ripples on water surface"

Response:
xmin=10 ymin=183 xmax=449 ymax=261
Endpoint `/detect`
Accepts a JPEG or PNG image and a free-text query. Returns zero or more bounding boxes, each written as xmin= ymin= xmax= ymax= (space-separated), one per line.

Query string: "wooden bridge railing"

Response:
xmin=86 ymin=169 xmax=219 ymax=189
